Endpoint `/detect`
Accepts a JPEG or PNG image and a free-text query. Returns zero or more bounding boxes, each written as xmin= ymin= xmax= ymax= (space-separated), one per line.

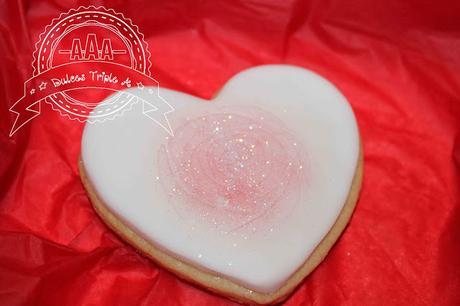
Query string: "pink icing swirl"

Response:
xmin=158 ymin=105 xmax=307 ymax=232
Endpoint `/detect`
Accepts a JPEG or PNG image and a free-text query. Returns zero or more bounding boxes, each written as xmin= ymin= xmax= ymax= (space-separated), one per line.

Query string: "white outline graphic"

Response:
xmin=9 ymin=6 xmax=174 ymax=136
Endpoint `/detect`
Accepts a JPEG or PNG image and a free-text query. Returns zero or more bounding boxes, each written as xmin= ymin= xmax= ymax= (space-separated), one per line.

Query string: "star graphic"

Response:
xmin=137 ymin=82 xmax=144 ymax=89
xmin=29 ymin=88 xmax=36 ymax=95
xmin=38 ymin=82 xmax=47 ymax=91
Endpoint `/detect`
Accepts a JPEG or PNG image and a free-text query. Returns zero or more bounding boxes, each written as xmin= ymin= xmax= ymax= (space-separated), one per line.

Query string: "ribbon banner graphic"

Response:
xmin=9 ymin=6 xmax=174 ymax=136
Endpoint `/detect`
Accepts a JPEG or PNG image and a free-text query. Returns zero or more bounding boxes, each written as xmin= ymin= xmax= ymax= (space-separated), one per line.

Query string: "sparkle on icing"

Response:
xmin=157 ymin=106 xmax=307 ymax=233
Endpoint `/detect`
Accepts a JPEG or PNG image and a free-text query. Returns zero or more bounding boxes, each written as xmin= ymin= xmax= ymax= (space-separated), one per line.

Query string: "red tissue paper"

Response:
xmin=1 ymin=0 xmax=459 ymax=305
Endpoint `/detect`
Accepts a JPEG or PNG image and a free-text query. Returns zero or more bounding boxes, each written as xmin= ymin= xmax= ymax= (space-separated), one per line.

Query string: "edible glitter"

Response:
xmin=157 ymin=105 xmax=307 ymax=233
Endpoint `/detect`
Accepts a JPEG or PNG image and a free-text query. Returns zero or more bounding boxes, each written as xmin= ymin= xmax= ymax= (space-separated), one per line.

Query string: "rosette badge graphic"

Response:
xmin=10 ymin=6 xmax=174 ymax=136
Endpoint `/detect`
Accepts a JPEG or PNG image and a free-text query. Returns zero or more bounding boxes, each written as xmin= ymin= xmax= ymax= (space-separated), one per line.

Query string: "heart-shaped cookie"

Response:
xmin=80 ymin=65 xmax=362 ymax=304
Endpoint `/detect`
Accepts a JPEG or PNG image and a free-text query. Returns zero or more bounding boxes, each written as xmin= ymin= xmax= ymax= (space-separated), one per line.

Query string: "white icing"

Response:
xmin=81 ymin=65 xmax=360 ymax=293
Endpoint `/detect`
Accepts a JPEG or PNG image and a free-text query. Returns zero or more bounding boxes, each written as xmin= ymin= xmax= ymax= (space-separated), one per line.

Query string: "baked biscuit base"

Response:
xmin=78 ymin=148 xmax=362 ymax=305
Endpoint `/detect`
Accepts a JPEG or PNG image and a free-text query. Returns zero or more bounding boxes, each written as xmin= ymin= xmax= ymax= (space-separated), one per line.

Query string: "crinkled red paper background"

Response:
xmin=1 ymin=1 xmax=459 ymax=305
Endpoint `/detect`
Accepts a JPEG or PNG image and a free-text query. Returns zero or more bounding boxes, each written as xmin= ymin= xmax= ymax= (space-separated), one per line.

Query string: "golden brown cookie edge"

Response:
xmin=78 ymin=146 xmax=363 ymax=305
